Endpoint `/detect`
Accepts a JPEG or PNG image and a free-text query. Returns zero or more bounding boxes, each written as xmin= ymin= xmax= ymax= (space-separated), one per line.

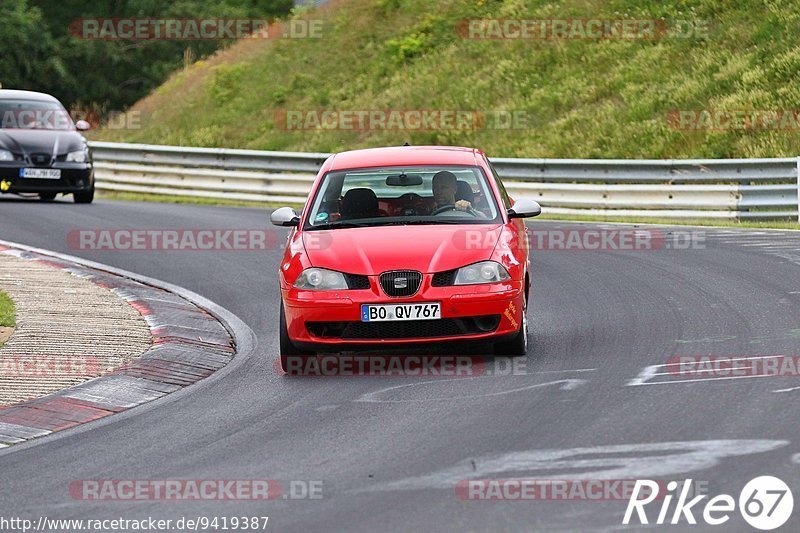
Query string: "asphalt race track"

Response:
xmin=1 ymin=197 xmax=800 ymax=532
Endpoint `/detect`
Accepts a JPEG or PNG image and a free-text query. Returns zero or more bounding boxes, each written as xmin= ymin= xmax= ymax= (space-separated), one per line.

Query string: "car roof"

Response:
xmin=0 ymin=89 xmax=61 ymax=103
xmin=325 ymin=146 xmax=482 ymax=171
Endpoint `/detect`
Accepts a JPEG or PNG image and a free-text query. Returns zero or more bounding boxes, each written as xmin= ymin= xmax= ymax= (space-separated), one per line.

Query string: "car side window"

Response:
xmin=489 ymin=163 xmax=512 ymax=209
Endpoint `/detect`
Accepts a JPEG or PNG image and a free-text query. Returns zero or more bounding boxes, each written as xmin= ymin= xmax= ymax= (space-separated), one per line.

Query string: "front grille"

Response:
xmin=344 ymin=274 xmax=370 ymax=289
xmin=306 ymin=315 xmax=501 ymax=340
xmin=379 ymin=270 xmax=421 ymax=297
xmin=432 ymin=269 xmax=458 ymax=287
xmin=30 ymin=153 xmax=52 ymax=166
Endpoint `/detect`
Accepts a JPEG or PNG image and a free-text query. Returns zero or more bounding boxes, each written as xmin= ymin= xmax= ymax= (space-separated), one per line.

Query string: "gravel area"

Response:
xmin=0 ymin=253 xmax=152 ymax=406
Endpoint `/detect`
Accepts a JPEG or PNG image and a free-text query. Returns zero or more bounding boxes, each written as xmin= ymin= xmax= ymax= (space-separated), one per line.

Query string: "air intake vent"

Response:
xmin=344 ymin=274 xmax=370 ymax=290
xmin=379 ymin=270 xmax=421 ymax=297
xmin=431 ymin=269 xmax=458 ymax=287
xmin=306 ymin=315 xmax=501 ymax=339
xmin=30 ymin=153 xmax=52 ymax=166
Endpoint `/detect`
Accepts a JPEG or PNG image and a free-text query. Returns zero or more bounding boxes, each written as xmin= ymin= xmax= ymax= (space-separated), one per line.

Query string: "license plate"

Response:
xmin=20 ymin=168 xmax=60 ymax=179
xmin=361 ymin=302 xmax=441 ymax=322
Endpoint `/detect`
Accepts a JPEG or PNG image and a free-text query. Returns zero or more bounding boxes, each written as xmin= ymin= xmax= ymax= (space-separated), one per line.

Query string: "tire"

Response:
xmin=38 ymin=192 xmax=57 ymax=201
xmin=73 ymin=185 xmax=94 ymax=204
xmin=494 ymin=296 xmax=528 ymax=357
xmin=279 ymin=302 xmax=313 ymax=375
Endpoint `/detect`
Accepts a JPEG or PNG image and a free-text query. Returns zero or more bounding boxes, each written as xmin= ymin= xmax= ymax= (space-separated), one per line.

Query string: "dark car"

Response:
xmin=0 ymin=89 xmax=94 ymax=203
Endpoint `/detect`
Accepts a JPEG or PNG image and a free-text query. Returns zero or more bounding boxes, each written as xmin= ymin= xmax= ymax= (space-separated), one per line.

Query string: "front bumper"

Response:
xmin=282 ymin=277 xmax=525 ymax=351
xmin=0 ymin=164 xmax=94 ymax=193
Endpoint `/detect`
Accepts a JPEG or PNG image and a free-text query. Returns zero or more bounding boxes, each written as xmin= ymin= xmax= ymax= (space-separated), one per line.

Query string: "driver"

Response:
xmin=432 ymin=171 xmax=471 ymax=213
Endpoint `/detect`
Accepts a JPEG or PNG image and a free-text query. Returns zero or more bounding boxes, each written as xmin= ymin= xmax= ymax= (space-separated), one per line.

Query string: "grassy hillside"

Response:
xmin=94 ymin=0 xmax=800 ymax=158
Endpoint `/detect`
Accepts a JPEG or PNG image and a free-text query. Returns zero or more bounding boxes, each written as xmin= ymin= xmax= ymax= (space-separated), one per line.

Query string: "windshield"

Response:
xmin=303 ymin=165 xmax=501 ymax=229
xmin=0 ymin=99 xmax=75 ymax=130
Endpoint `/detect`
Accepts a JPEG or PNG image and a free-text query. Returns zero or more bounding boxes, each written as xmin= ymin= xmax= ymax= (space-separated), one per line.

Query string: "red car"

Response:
xmin=271 ymin=146 xmax=541 ymax=372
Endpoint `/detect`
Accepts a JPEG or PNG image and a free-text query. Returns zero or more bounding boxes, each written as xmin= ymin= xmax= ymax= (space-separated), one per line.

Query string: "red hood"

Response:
xmin=302 ymin=224 xmax=503 ymax=275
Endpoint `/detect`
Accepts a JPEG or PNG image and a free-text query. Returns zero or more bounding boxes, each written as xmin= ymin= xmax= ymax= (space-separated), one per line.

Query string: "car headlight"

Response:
xmin=294 ymin=268 xmax=349 ymax=290
xmin=65 ymin=150 xmax=87 ymax=163
xmin=0 ymin=150 xmax=13 ymax=162
xmin=454 ymin=261 xmax=510 ymax=285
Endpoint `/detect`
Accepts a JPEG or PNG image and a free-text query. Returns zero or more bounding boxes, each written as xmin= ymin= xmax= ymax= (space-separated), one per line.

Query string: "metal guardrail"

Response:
xmin=89 ymin=142 xmax=800 ymax=221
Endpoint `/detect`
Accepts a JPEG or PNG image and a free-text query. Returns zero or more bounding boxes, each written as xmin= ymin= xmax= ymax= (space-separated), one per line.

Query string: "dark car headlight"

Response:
xmin=294 ymin=268 xmax=349 ymax=290
xmin=454 ymin=261 xmax=510 ymax=285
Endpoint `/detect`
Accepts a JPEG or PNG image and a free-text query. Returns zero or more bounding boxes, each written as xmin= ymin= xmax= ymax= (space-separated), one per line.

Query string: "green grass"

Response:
xmin=537 ymin=213 xmax=800 ymax=230
xmin=93 ymin=0 xmax=800 ymax=159
xmin=97 ymin=190 xmax=295 ymax=209
xmin=0 ymin=289 xmax=15 ymax=328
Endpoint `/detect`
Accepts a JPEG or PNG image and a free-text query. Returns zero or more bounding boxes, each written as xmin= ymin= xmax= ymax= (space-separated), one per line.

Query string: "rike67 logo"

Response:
xmin=624 ymin=476 xmax=794 ymax=530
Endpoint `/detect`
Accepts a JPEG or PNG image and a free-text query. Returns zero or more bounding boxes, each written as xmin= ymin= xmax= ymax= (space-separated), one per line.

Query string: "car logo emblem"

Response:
xmin=394 ymin=277 xmax=408 ymax=289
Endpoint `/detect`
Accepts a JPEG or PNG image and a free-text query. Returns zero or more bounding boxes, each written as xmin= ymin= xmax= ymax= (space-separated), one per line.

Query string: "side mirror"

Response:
xmin=507 ymin=198 xmax=542 ymax=219
xmin=75 ymin=120 xmax=91 ymax=131
xmin=270 ymin=206 xmax=300 ymax=227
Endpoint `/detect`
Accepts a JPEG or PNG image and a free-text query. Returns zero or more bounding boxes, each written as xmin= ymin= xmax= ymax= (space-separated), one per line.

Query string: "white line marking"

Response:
xmin=559 ymin=379 xmax=585 ymax=390
xmin=792 ymin=453 xmax=800 ymax=464
xmin=522 ymin=368 xmax=596 ymax=374
xmin=652 ymin=369 xmax=780 ymax=377
xmin=634 ymin=374 xmax=791 ymax=386
xmin=662 ymin=354 xmax=784 ymax=366
xmin=774 ymin=386 xmax=800 ymax=393
xmin=627 ymin=365 xmax=659 ymax=386
xmin=361 ymin=440 xmax=788 ymax=492
xmin=355 ymin=378 xmax=587 ymax=403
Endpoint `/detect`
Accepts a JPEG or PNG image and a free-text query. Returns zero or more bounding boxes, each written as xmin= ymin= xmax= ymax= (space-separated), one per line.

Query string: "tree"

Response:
xmin=2 ymin=0 xmax=293 ymax=110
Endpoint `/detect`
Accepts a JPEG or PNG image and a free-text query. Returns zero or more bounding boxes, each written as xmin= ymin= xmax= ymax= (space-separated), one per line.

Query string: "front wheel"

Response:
xmin=494 ymin=297 xmax=528 ymax=357
xmin=73 ymin=185 xmax=94 ymax=204
xmin=279 ymin=302 xmax=314 ymax=374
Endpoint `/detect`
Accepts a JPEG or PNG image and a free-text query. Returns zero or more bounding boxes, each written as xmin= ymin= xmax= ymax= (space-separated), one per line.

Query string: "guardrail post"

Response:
xmin=797 ymin=156 xmax=800 ymax=223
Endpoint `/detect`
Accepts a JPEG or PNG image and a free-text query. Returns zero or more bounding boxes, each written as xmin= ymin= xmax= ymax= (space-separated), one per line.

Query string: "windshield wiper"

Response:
xmin=309 ymin=219 xmax=484 ymax=230
xmin=308 ymin=221 xmax=371 ymax=230
xmin=384 ymin=219 xmax=475 ymax=225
